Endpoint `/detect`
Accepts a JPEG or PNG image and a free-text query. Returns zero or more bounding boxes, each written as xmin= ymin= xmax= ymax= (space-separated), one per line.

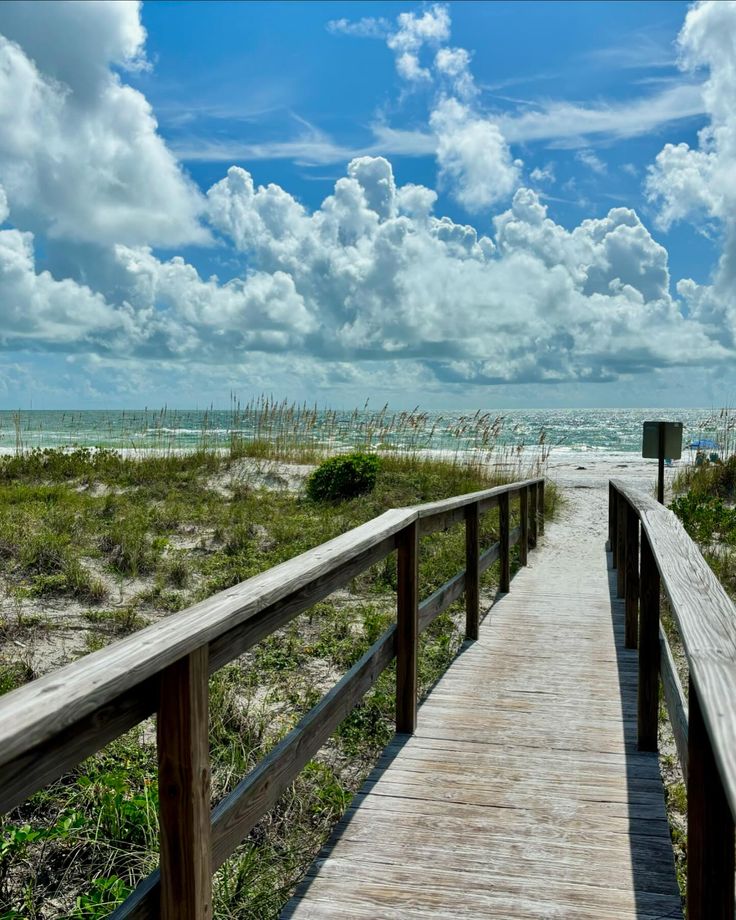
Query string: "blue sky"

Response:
xmin=0 ymin=1 xmax=735 ymax=409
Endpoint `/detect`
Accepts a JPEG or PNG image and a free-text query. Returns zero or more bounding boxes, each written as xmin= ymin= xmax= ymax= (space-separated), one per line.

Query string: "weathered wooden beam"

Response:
xmin=687 ymin=678 xmax=735 ymax=920
xmin=659 ymin=627 xmax=688 ymax=782
xmin=465 ymin=503 xmax=480 ymax=640
xmin=616 ymin=497 xmax=625 ymax=598
xmin=519 ymin=486 xmax=529 ymax=566
xmin=637 ymin=531 xmax=659 ymax=751
xmin=538 ymin=479 xmax=545 ymax=536
xmin=499 ymin=492 xmax=510 ymax=593
xmin=624 ymin=504 xmax=639 ymax=650
xmin=396 ymin=521 xmax=419 ymax=733
xmin=157 ymin=648 xmax=212 ymax=920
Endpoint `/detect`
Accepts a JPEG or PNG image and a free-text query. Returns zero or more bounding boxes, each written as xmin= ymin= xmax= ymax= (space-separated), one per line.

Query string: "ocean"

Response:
xmin=0 ymin=407 xmax=730 ymax=457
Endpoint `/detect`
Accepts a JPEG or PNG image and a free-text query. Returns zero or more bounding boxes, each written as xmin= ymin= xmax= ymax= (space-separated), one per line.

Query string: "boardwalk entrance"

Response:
xmin=284 ymin=494 xmax=683 ymax=918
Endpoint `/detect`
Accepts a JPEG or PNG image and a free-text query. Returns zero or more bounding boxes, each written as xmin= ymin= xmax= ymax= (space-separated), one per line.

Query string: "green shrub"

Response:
xmin=306 ymin=452 xmax=381 ymax=503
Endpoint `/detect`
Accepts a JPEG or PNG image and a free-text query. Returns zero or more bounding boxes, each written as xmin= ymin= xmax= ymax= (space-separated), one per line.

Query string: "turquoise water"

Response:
xmin=0 ymin=408 xmax=730 ymax=455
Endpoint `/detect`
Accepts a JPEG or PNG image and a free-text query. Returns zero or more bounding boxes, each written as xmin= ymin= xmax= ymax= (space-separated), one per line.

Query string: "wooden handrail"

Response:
xmin=0 ymin=476 xmax=544 ymax=919
xmin=609 ymin=479 xmax=736 ymax=920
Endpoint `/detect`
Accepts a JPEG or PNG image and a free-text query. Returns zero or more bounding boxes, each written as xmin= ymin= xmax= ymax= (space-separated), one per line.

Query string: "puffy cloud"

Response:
xmin=387 ymin=5 xmax=450 ymax=59
xmin=385 ymin=4 xmax=450 ymax=84
xmin=434 ymin=47 xmax=476 ymax=99
xmin=647 ymin=1 xmax=736 ymax=230
xmin=0 ymin=224 xmax=123 ymax=347
xmin=0 ymin=1 xmax=206 ymax=247
xmin=430 ymin=99 xmax=521 ymax=212
xmin=380 ymin=4 xmax=520 ymax=212
xmin=202 ymin=159 xmax=726 ymax=382
xmin=646 ymin=0 xmax=736 ymax=343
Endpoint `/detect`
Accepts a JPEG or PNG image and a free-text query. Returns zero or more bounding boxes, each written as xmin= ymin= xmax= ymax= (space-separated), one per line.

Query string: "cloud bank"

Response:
xmin=0 ymin=0 xmax=734 ymax=404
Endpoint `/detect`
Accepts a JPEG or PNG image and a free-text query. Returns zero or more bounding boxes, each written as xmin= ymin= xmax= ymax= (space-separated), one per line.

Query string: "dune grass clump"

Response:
xmin=306 ymin=452 xmax=381 ymax=503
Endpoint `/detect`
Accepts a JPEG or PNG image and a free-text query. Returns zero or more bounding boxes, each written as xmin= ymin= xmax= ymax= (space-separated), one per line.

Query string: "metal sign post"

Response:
xmin=642 ymin=421 xmax=683 ymax=504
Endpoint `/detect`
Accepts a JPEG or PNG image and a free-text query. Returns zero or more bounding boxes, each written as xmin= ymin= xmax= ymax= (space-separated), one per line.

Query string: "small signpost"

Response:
xmin=642 ymin=421 xmax=682 ymax=504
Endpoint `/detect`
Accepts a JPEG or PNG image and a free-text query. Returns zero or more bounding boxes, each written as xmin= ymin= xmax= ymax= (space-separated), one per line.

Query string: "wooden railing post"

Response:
xmin=499 ymin=492 xmax=510 ymax=593
xmin=616 ymin=497 xmax=626 ymax=598
xmin=519 ymin=487 xmax=529 ymax=567
xmin=529 ymin=482 xmax=538 ymax=549
xmin=608 ymin=483 xmax=616 ymax=556
xmin=465 ymin=503 xmax=480 ymax=640
xmin=158 ymin=647 xmax=212 ymax=920
xmin=637 ymin=531 xmax=659 ymax=750
xmin=687 ymin=678 xmax=735 ymax=919
xmin=624 ymin=505 xmax=639 ymax=649
xmin=396 ymin=520 xmax=419 ymax=733
xmin=538 ymin=479 xmax=545 ymax=536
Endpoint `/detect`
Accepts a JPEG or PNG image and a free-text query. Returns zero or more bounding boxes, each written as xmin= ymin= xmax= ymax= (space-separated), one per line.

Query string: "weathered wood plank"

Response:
xmin=659 ymin=626 xmax=688 ymax=781
xmin=417 ymin=570 xmax=465 ymax=633
xmin=157 ymin=648 xmax=212 ymax=920
xmin=519 ymin=486 xmax=528 ymax=566
xmin=638 ymin=530 xmax=660 ymax=751
xmin=499 ymin=491 xmax=510 ymax=593
xmin=624 ymin=504 xmax=639 ymax=649
xmin=396 ymin=521 xmax=419 ymax=734
xmin=687 ymin=678 xmax=734 ymax=920
xmin=465 ymin=503 xmax=480 ymax=640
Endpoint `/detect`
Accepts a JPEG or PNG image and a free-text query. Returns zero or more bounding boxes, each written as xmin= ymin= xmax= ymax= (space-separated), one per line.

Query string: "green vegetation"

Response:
xmin=306 ymin=451 xmax=381 ymax=502
xmin=0 ymin=443 xmax=555 ymax=917
xmin=671 ymin=454 xmax=736 ymax=598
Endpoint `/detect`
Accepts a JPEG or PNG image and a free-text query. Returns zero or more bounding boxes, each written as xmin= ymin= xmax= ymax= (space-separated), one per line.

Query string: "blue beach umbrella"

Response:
xmin=688 ymin=438 xmax=719 ymax=450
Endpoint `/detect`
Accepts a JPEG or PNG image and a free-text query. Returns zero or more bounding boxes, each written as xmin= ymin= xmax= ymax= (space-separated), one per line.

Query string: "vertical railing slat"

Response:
xmin=625 ymin=504 xmax=639 ymax=650
xmin=538 ymin=479 xmax=545 ymax=536
xmin=158 ymin=647 xmax=212 ymax=920
xmin=616 ymin=498 xmax=626 ymax=598
xmin=465 ymin=503 xmax=480 ymax=640
xmin=687 ymin=679 xmax=735 ymax=919
xmin=637 ymin=530 xmax=659 ymax=750
xmin=396 ymin=520 xmax=419 ymax=733
xmin=519 ymin=486 xmax=529 ymax=567
xmin=499 ymin=492 xmax=510 ymax=593
xmin=529 ymin=482 xmax=538 ymax=549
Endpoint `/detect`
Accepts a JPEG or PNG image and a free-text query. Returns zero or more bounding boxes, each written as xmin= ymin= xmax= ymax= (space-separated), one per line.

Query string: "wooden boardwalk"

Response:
xmin=284 ymin=496 xmax=683 ymax=919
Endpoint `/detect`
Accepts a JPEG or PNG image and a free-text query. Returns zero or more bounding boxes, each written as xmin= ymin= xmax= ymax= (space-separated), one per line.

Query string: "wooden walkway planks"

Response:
xmin=283 ymin=495 xmax=683 ymax=919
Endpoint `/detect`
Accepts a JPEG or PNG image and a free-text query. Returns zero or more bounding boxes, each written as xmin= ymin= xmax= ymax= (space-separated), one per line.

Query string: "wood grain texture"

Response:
xmin=638 ymin=531 xmax=660 ymax=752
xmin=612 ymin=479 xmax=736 ymax=817
xmin=538 ymin=479 xmax=545 ymax=535
xmin=396 ymin=521 xmax=419 ymax=734
xmin=519 ymin=486 xmax=528 ymax=566
xmin=659 ymin=627 xmax=688 ymax=782
xmin=285 ymin=489 xmax=681 ymax=919
xmin=624 ymin=504 xmax=639 ymax=649
xmin=465 ymin=503 xmax=480 ymax=640
xmin=157 ymin=648 xmax=211 ymax=920
xmin=687 ymin=678 xmax=734 ymax=920
xmin=619 ymin=498 xmax=626 ymax=594
xmin=499 ymin=492 xmax=510 ymax=594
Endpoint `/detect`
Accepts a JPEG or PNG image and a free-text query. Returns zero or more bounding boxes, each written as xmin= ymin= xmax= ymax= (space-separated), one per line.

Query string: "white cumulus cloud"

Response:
xmin=0 ymin=0 xmax=206 ymax=248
